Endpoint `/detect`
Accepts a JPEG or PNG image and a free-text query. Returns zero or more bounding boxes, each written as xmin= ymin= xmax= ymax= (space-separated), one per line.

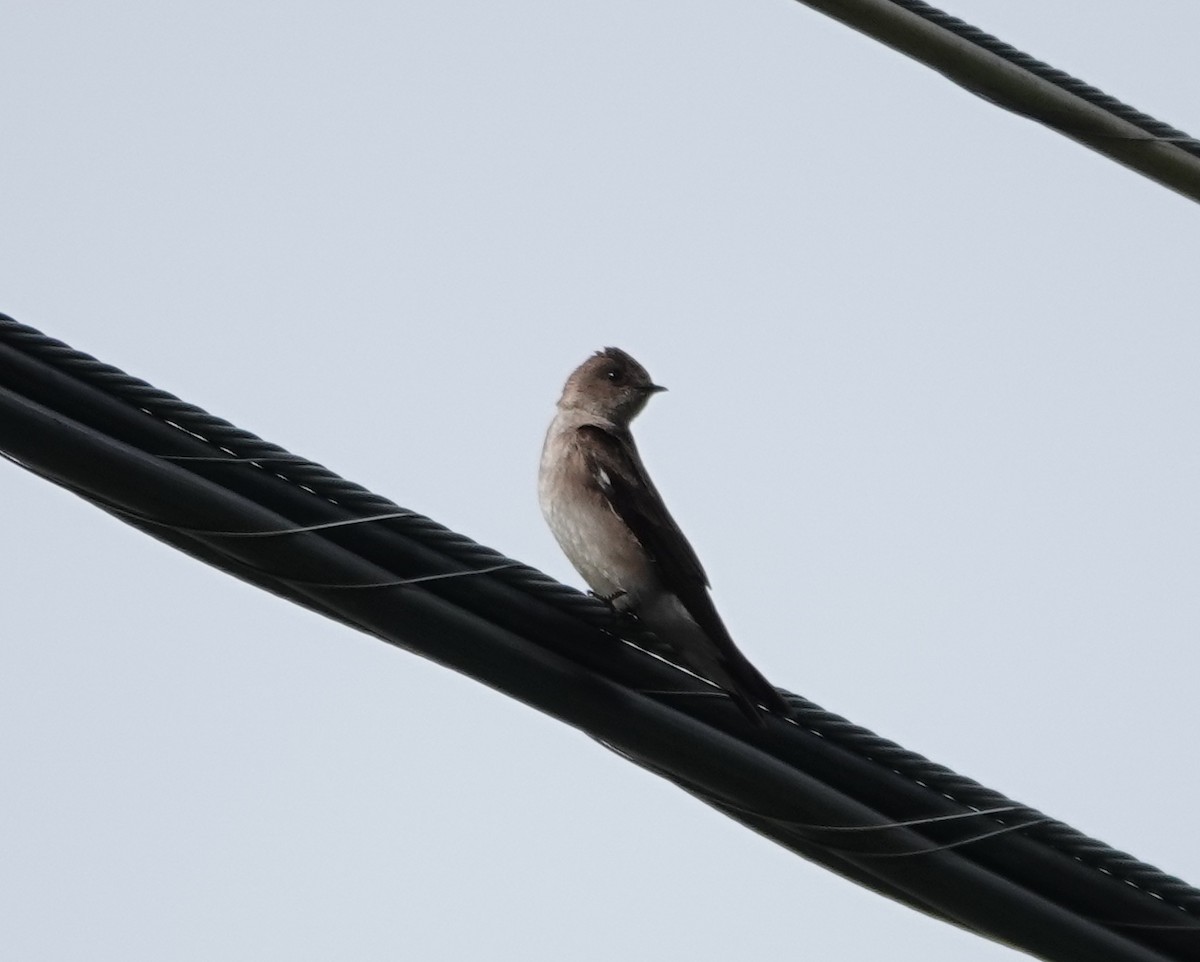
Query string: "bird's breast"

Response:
xmin=539 ymin=429 xmax=654 ymax=600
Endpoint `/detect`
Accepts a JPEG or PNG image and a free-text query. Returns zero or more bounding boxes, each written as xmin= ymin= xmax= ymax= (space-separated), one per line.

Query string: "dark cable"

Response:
xmin=1 ymin=311 xmax=1196 ymax=961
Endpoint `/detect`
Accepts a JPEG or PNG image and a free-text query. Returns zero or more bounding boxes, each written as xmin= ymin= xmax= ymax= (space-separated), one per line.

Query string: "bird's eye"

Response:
xmin=605 ymin=368 xmax=622 ymax=383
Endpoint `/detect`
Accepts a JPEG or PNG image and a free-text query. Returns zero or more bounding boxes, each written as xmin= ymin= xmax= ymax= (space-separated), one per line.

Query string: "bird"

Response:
xmin=538 ymin=346 xmax=790 ymax=724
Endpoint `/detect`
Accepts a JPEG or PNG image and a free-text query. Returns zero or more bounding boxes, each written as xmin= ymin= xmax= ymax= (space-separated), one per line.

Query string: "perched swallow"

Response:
xmin=538 ymin=347 xmax=789 ymax=724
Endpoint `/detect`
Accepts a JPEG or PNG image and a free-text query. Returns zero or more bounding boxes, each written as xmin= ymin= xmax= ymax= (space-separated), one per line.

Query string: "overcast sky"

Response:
xmin=3 ymin=3 xmax=1198 ymax=960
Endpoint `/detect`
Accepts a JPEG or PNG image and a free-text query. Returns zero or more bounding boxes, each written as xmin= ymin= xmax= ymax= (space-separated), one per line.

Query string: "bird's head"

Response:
xmin=558 ymin=347 xmax=667 ymax=424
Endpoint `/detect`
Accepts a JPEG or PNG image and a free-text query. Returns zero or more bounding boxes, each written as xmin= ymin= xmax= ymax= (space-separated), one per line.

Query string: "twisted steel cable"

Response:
xmin=885 ymin=0 xmax=1200 ymax=150
xmin=0 ymin=316 xmax=594 ymax=618
xmin=2 ymin=311 xmax=1197 ymax=949
xmin=790 ymin=0 xmax=1200 ymax=203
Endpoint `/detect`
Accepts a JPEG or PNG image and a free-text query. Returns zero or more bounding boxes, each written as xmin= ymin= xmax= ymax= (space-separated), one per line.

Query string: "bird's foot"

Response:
xmin=589 ymin=588 xmax=629 ymax=611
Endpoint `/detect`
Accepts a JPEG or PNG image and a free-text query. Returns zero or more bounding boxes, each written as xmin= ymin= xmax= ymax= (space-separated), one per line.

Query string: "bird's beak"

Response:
xmin=648 ymin=383 xmax=668 ymax=394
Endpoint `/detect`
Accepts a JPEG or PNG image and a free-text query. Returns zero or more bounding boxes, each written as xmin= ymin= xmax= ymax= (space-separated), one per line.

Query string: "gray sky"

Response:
xmin=2 ymin=2 xmax=1198 ymax=959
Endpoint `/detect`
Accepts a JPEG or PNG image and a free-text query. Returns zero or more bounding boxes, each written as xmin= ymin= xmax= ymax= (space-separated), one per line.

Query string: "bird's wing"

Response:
xmin=576 ymin=423 xmax=789 ymax=722
xmin=576 ymin=423 xmax=711 ymax=595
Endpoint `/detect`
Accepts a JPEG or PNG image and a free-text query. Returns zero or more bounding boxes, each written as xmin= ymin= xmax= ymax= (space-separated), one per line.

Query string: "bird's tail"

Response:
xmin=638 ymin=594 xmax=792 ymax=726
xmin=677 ymin=637 xmax=792 ymax=726
xmin=714 ymin=650 xmax=793 ymax=727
